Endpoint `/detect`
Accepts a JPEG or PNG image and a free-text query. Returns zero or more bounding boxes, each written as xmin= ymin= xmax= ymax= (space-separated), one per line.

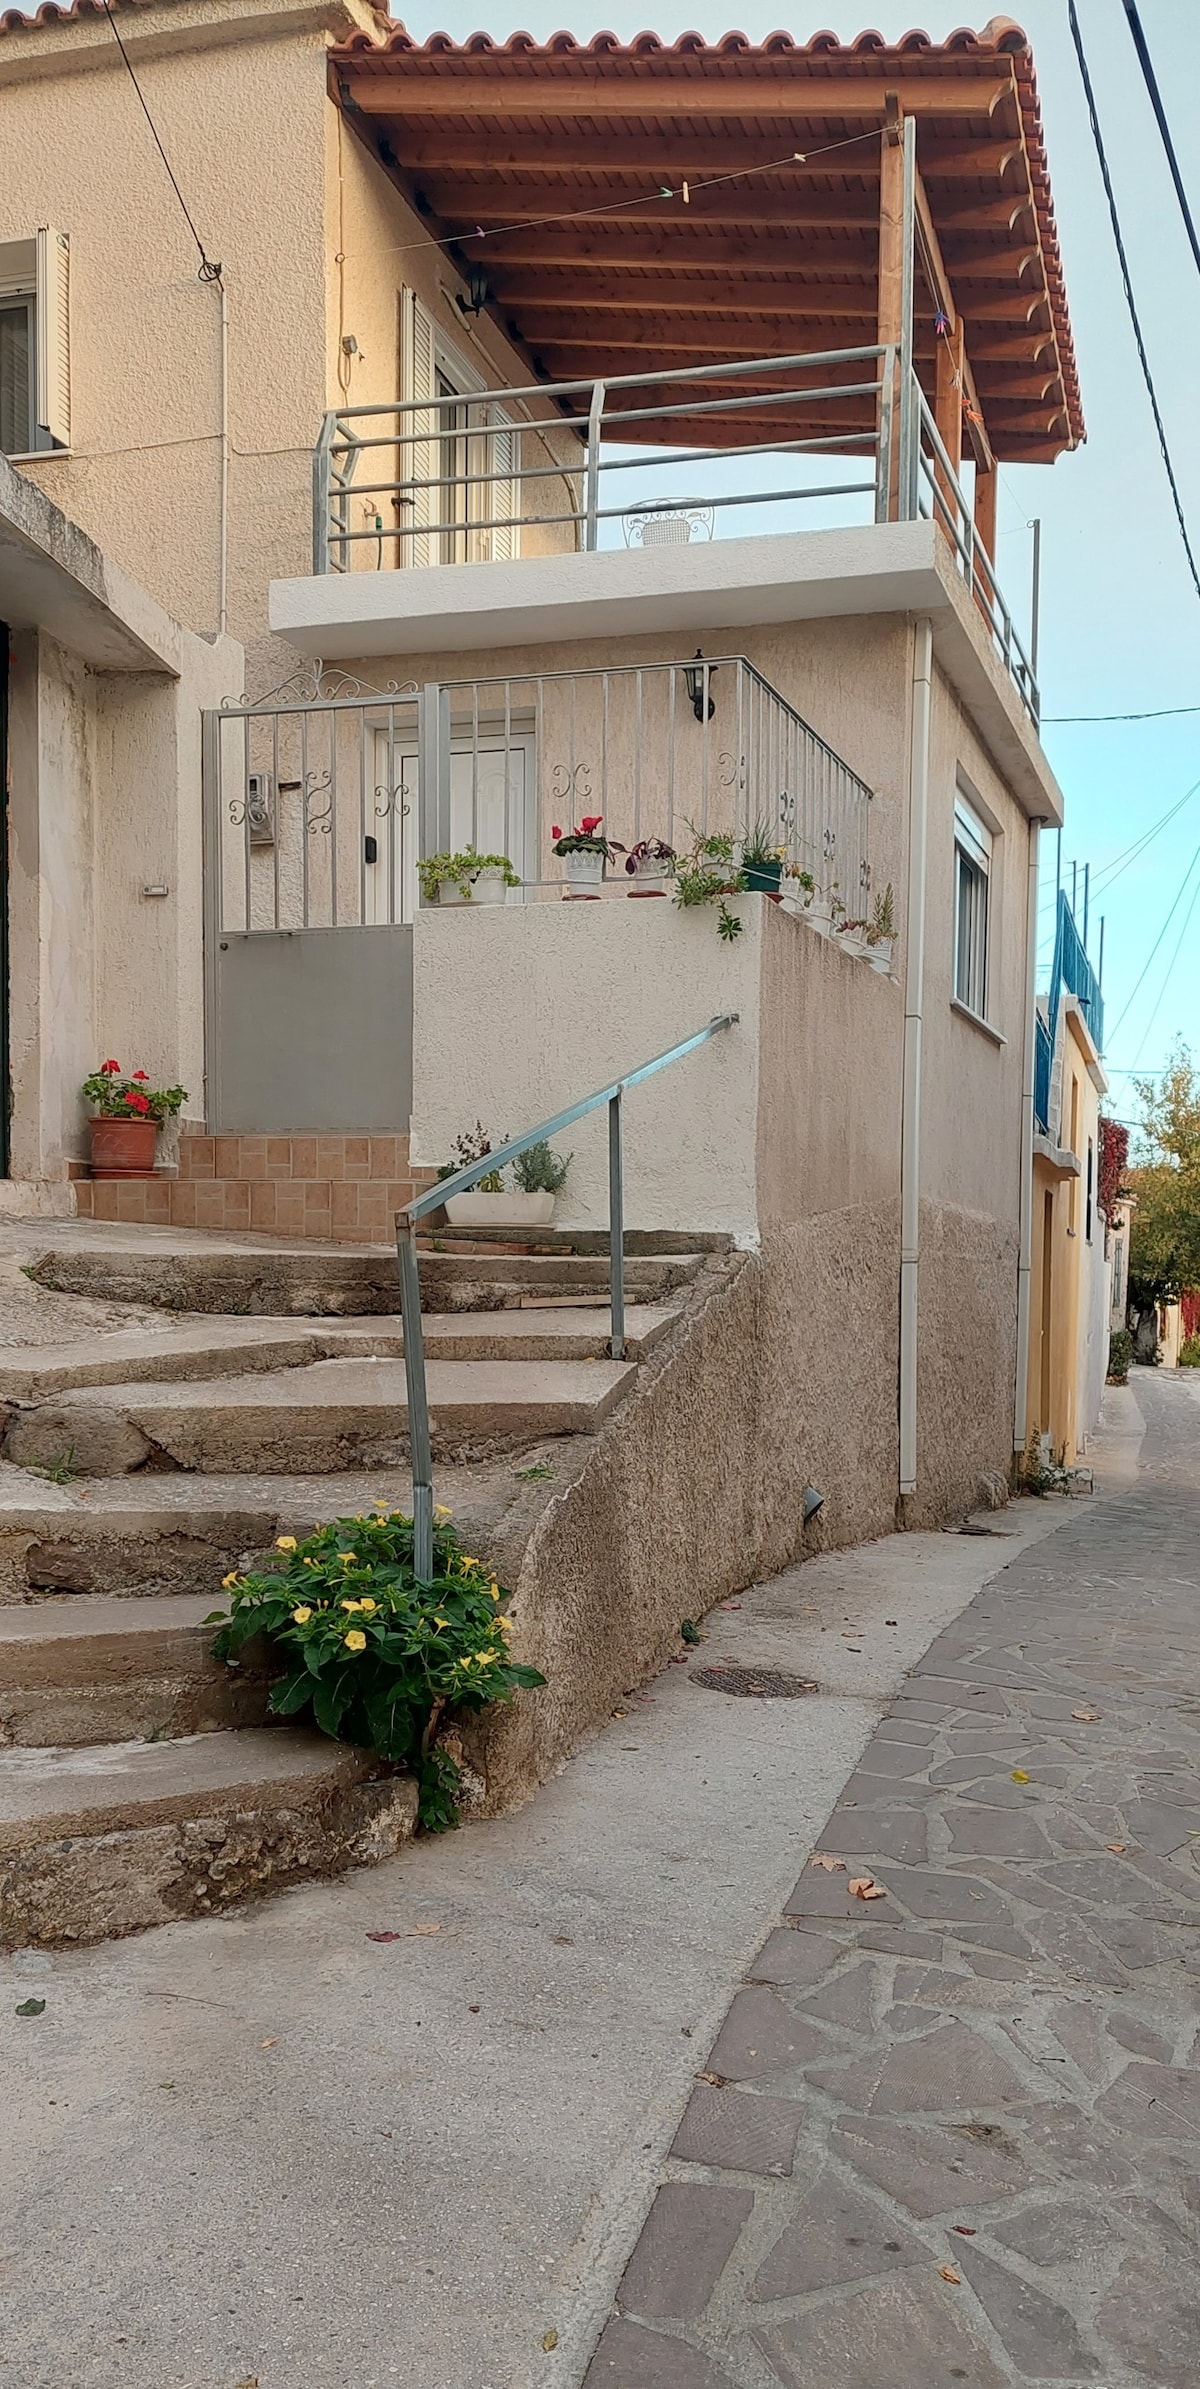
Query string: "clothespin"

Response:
xmin=934 ymin=306 xmax=951 ymax=337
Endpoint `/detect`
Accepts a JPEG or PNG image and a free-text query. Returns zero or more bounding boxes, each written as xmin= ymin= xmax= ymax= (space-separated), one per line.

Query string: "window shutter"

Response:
xmin=399 ymin=286 xmax=435 ymax=568
xmin=487 ymin=406 xmax=518 ymax=561
xmin=35 ymin=226 xmax=70 ymax=449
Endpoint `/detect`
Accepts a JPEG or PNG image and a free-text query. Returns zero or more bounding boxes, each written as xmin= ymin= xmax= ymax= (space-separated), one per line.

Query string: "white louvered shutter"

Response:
xmin=487 ymin=406 xmax=518 ymax=561
xmin=35 ymin=226 xmax=70 ymax=449
xmin=399 ymin=286 xmax=435 ymax=568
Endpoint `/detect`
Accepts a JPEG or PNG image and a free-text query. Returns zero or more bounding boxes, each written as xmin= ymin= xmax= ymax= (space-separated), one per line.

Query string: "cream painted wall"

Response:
xmin=0 ymin=0 xmax=568 ymax=684
xmin=5 ymin=621 xmax=239 ymax=1178
xmin=411 ymin=899 xmax=762 ymax=1238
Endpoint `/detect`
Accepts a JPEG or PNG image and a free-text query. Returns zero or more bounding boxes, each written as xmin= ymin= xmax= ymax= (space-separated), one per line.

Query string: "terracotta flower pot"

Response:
xmin=89 ymin=1115 xmax=158 ymax=1179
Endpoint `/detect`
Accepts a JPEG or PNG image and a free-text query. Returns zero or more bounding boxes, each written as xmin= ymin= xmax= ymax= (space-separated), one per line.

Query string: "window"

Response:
xmin=399 ymin=288 xmax=515 ymax=567
xmin=0 ymin=228 xmax=70 ymax=457
xmin=953 ymin=791 xmax=991 ymax=1016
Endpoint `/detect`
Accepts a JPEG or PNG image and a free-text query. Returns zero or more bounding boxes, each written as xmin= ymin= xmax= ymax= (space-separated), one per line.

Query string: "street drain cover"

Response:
xmin=692 ymin=1665 xmax=819 ymax=1699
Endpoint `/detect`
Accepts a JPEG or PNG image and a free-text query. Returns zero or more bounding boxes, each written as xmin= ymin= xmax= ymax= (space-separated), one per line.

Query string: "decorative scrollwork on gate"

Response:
xmin=717 ymin=750 xmax=747 ymax=794
xmin=374 ymin=780 xmax=412 ymax=823
xmin=549 ymin=761 xmax=594 ymax=805
xmin=304 ymin=772 xmax=334 ymax=838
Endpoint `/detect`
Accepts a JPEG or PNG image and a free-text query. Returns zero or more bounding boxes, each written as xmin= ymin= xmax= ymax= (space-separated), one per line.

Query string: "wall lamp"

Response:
xmin=457 ymin=265 xmax=492 ymax=319
xmin=802 ymin=1485 xmax=825 ymax=1523
xmin=683 ymin=651 xmax=717 ymax=723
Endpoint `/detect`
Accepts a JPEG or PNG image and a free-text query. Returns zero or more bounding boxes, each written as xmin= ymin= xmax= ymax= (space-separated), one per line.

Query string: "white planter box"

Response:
xmin=562 ymin=850 xmax=605 ymax=895
xmin=868 ymin=938 xmax=894 ymax=974
xmin=435 ymin=869 xmax=511 ymax=907
xmin=444 ymin=1190 xmax=556 ymax=1228
xmin=627 ymin=870 xmax=670 ymax=897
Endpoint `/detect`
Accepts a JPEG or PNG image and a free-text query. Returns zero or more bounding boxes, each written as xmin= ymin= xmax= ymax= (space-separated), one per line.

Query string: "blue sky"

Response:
xmin=401 ymin=0 xmax=1200 ymax=1106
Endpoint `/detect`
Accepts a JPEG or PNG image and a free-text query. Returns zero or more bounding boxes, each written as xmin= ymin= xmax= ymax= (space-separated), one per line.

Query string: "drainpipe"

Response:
xmin=1013 ymin=813 xmax=1045 ymax=1456
xmin=899 ymin=617 xmax=933 ymax=1498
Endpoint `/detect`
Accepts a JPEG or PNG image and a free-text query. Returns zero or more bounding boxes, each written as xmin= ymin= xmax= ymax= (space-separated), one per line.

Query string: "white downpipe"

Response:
xmin=218 ymin=276 xmax=229 ymax=638
xmin=1013 ymin=815 xmax=1044 ymax=1452
xmin=899 ymin=617 xmax=933 ymax=1497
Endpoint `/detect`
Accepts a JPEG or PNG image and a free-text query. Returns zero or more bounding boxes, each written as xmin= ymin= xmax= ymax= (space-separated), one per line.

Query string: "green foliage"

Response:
xmin=680 ymin=1618 xmax=702 ymax=1645
xmin=739 ymin=816 xmax=785 ymax=871
xmin=417 ymin=848 xmax=520 ymax=900
xmin=870 ymin=883 xmax=896 ymax=942
xmin=449 ymin=1121 xmax=504 ymax=1193
xmin=1179 ymin=1334 xmax=1200 ymax=1369
xmin=83 ymin=1063 xmax=187 ymax=1122
xmin=1107 ymin=1328 xmax=1134 ymax=1384
xmin=208 ymin=1508 xmax=545 ymax=1829
xmin=717 ymin=901 xmax=744 ymax=942
xmin=1128 ymin=1043 xmax=1200 ymax=1302
xmin=512 ymin=1139 xmax=571 ymax=1195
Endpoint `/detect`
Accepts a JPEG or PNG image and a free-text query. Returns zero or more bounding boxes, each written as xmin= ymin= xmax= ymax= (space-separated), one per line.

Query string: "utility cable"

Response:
xmin=101 ymin=0 xmax=222 ymax=283
xmin=1036 ymin=772 xmax=1200 ymax=916
xmin=1120 ymin=0 xmax=1200 ymax=282
xmin=1106 ymin=836 xmax=1200 ymax=1045
xmin=1045 ymin=702 xmax=1200 ymax=724
xmin=1067 ymin=0 xmax=1200 ymax=607
xmin=1131 ymin=868 xmax=1200 ymax=1067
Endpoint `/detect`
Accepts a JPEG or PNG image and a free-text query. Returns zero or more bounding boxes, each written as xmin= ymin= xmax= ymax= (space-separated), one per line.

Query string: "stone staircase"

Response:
xmin=0 ymin=1231 xmax=710 ymax=1947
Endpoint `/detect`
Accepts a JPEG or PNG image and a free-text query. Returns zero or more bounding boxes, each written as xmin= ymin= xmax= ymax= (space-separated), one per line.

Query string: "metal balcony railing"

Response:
xmin=1035 ymin=889 xmax=1104 ymax=1135
xmin=311 ymin=344 xmax=1040 ymax=727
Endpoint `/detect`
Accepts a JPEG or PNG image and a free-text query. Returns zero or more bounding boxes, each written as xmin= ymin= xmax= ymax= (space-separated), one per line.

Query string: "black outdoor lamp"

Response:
xmin=457 ymin=264 xmax=492 ymax=318
xmin=683 ymin=650 xmax=717 ymax=722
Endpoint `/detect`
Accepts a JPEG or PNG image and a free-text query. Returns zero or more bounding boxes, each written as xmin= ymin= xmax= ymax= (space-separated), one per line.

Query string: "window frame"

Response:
xmin=0 ymin=291 xmax=35 ymax=457
xmin=952 ymin=789 xmax=992 ymax=1019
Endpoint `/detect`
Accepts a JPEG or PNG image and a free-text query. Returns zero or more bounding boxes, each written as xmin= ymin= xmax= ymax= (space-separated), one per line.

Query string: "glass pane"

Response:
xmin=0 ymin=300 xmax=32 ymax=456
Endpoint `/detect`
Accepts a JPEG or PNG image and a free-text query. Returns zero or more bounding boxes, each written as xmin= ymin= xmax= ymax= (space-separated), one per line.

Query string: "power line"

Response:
xmin=101 ymin=0 xmax=221 ymax=283
xmin=1036 ymin=773 xmax=1200 ymax=916
xmin=1106 ymin=837 xmax=1200 ymax=1044
xmin=1131 ymin=865 xmax=1200 ymax=1067
xmin=1120 ymin=0 xmax=1200 ymax=283
xmin=1045 ymin=703 xmax=1200 ymax=724
xmin=1067 ymin=0 xmax=1200 ymax=608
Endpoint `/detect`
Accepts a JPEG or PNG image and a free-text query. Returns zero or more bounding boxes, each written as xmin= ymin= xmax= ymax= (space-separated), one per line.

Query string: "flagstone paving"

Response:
xmin=583 ymin=1374 xmax=1200 ymax=2389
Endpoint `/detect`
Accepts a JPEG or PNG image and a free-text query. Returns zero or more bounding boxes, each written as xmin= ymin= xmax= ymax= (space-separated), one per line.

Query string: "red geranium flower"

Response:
xmin=101 ymin=1059 xmax=121 ymax=1075
xmin=122 ymin=1091 xmax=151 ymax=1114
xmin=132 ymin=1071 xmax=149 ymax=1081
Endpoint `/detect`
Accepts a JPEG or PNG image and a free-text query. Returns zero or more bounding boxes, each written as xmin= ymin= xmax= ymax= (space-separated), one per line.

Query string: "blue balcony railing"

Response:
xmin=1035 ymin=890 xmax=1103 ymax=1134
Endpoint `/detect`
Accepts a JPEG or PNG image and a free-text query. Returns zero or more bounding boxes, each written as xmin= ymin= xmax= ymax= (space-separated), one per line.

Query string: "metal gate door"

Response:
xmin=202 ymin=684 xmax=422 ymax=1134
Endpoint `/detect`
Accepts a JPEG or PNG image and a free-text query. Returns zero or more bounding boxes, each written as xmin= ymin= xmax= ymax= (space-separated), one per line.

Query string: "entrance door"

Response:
xmin=367 ymin=729 xmax=533 ymax=924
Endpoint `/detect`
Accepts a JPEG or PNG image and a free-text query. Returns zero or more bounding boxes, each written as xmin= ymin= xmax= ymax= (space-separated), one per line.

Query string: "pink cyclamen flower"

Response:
xmin=551 ymin=825 xmax=562 ymax=842
xmin=579 ymin=815 xmax=603 ymax=835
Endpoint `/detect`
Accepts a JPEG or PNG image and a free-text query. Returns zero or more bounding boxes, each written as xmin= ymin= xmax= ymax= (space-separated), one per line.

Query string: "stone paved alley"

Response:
xmin=585 ymin=1372 xmax=1200 ymax=2389
xmin=3 ymin=1375 xmax=1199 ymax=2389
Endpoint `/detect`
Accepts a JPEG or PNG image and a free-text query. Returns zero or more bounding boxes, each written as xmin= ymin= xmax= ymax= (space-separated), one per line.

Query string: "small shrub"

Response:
xmin=513 ymin=1139 xmax=571 ymax=1195
xmin=1179 ymin=1334 xmax=1200 ymax=1368
xmin=208 ymin=1508 xmax=545 ymax=1830
xmin=1107 ymin=1328 xmax=1134 ymax=1384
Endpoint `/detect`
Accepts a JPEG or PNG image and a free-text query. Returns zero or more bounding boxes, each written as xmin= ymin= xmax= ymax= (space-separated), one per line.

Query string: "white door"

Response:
xmin=367 ymin=732 xmax=533 ymax=923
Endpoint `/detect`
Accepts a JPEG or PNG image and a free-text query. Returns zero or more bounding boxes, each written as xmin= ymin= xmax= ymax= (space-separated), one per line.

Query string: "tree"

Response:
xmin=1127 ymin=1044 xmax=1200 ymax=1348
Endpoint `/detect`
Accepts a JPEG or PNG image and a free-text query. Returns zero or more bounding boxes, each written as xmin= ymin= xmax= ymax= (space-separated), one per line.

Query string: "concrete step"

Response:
xmin=0 ymin=1594 xmax=269 ymax=1747
xmin=0 ymin=1727 xmax=417 ymax=1947
xmin=28 ymin=1243 xmax=704 ymax=1316
xmin=0 ymin=1303 xmax=675 ymax=1402
xmin=3 ymin=1356 xmax=637 ymax=1476
xmin=0 ymin=1457 xmax=537 ymax=1602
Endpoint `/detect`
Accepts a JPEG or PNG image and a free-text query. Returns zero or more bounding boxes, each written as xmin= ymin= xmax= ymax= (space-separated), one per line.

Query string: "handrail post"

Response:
xmin=608 ymin=1087 xmax=625 ymax=1360
xmin=398 ymin=1222 xmax=435 ymax=1582
xmin=584 ymin=380 xmax=606 ymax=552
xmin=313 ymin=414 xmax=332 ymax=574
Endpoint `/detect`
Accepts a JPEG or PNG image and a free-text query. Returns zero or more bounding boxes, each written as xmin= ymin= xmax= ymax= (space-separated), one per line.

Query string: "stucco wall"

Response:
xmin=0 ymin=0 xmax=572 ymax=682
xmin=5 ymin=622 xmax=238 ymax=1177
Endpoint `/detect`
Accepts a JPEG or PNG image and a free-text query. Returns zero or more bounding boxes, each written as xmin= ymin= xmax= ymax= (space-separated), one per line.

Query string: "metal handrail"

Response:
xmin=397 ymin=1012 xmax=739 ymax=1577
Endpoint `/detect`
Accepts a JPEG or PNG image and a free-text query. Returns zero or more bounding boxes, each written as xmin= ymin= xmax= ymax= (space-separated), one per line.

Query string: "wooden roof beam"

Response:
xmin=494 ymin=279 xmax=882 ymax=314
xmin=341 ymin=73 xmax=1012 ymax=120
xmin=912 ymin=155 xmax=993 ymax=469
xmin=479 ymin=229 xmax=880 ymax=272
xmin=386 ymin=131 xmax=1026 ymax=178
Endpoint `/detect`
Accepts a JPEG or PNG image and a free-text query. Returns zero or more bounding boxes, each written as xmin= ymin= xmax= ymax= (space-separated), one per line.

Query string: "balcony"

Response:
xmin=1035 ymin=890 xmax=1105 ymax=1136
xmin=308 ymin=346 xmax=1041 ymax=726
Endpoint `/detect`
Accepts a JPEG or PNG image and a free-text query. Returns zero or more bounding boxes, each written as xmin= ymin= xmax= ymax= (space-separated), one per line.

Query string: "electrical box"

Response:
xmin=245 ymin=772 xmax=275 ymax=848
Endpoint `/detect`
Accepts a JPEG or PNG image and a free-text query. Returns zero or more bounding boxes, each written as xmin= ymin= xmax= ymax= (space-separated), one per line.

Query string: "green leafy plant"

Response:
xmin=868 ymin=883 xmax=896 ymax=944
xmin=417 ymin=848 xmax=521 ymax=901
xmin=208 ymin=1507 xmax=545 ymax=1830
xmin=680 ymin=1618 xmax=702 ymax=1645
xmin=674 ymin=827 xmax=744 ymax=940
xmin=1178 ymin=1333 xmax=1200 ymax=1369
xmin=552 ymin=814 xmax=623 ymax=861
xmin=1107 ymin=1327 xmax=1134 ymax=1383
xmin=82 ymin=1061 xmax=186 ymax=1122
xmin=512 ymin=1139 xmax=571 ymax=1195
xmin=445 ymin=1121 xmax=505 ymax=1192
xmin=739 ymin=816 xmax=786 ymax=872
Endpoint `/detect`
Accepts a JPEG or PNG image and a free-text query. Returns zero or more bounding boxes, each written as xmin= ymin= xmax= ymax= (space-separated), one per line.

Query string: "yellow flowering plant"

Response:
xmin=207 ymin=1510 xmax=544 ymax=1830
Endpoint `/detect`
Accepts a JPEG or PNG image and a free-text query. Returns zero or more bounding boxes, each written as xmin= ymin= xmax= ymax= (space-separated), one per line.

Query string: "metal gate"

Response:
xmin=201 ymin=678 xmax=427 ymax=1134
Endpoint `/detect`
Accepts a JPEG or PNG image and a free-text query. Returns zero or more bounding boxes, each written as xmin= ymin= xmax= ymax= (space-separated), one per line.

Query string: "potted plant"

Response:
xmin=624 ymin=836 xmax=676 ymax=897
xmin=865 ymin=884 xmax=896 ymax=973
xmin=673 ymin=831 xmax=744 ymax=943
xmin=834 ymin=914 xmax=870 ymax=961
xmin=82 ymin=1060 xmax=187 ymax=1179
xmin=441 ymin=1125 xmax=572 ymax=1228
xmin=739 ymin=818 xmax=786 ymax=895
xmin=418 ymin=849 xmax=521 ymax=907
xmin=552 ymin=815 xmax=623 ymax=898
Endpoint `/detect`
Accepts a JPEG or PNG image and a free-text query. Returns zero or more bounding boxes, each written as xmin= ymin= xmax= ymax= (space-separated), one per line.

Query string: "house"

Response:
xmin=0 ymin=5 xmax=1081 ymax=1547
xmin=1027 ymin=885 xmax=1109 ymax=1463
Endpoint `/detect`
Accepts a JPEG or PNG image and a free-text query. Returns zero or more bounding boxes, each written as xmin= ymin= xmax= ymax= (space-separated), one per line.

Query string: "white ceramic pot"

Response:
xmin=435 ymin=881 xmax=472 ymax=906
xmin=468 ymin=870 xmax=511 ymax=906
xmin=836 ymin=927 xmax=869 ymax=960
xmin=804 ymin=899 xmax=833 ymax=935
xmin=563 ymin=849 xmax=605 ymax=896
xmin=444 ymin=1190 xmax=556 ymax=1228
xmin=627 ymin=867 xmax=669 ymax=897
xmin=868 ymin=938 xmax=894 ymax=975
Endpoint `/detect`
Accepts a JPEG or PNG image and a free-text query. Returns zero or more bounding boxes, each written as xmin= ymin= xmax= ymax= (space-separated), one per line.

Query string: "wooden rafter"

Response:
xmin=342 ymin=74 xmax=1011 ymax=120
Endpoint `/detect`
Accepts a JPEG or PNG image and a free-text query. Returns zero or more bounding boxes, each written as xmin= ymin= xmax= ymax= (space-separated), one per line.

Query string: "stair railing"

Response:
xmin=397 ymin=1013 xmax=738 ymax=1578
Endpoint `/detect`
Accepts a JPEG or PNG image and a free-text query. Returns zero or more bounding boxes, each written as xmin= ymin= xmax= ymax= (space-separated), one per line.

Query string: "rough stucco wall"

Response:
xmin=410 ymin=898 xmax=763 ymax=1237
xmin=6 ymin=632 xmax=95 ymax=1178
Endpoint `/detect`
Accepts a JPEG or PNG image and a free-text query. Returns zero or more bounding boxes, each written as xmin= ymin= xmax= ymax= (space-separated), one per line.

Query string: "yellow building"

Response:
xmin=1026 ymin=896 xmax=1109 ymax=1466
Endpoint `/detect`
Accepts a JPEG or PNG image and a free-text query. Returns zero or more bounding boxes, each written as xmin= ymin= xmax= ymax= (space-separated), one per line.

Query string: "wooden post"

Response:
xmin=877 ymin=97 xmax=905 ymax=519
xmin=933 ymin=318 xmax=964 ymax=539
xmin=974 ymin=463 xmax=998 ymax=562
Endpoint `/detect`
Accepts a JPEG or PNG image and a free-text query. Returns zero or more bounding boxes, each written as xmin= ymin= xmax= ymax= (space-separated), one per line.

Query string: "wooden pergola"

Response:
xmin=331 ymin=21 xmax=1083 ymax=560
